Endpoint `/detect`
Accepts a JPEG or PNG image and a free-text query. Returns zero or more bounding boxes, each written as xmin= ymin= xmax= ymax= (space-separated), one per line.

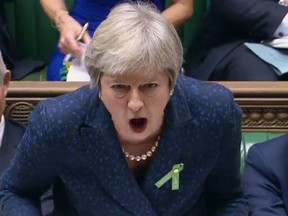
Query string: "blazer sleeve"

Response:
xmin=211 ymin=0 xmax=288 ymax=39
xmin=0 ymin=104 xmax=57 ymax=216
xmin=243 ymin=145 xmax=287 ymax=216
xmin=205 ymin=92 xmax=248 ymax=215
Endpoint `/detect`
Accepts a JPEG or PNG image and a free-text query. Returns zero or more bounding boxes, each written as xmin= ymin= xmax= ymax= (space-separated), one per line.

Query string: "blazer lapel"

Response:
xmin=80 ymin=98 xmax=158 ymax=215
xmin=141 ymin=86 xmax=218 ymax=215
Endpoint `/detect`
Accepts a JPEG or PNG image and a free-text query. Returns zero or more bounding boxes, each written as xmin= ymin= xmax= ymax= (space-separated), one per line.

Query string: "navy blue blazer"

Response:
xmin=0 ymin=118 xmax=53 ymax=216
xmin=184 ymin=0 xmax=288 ymax=80
xmin=0 ymin=75 xmax=247 ymax=215
xmin=243 ymin=134 xmax=288 ymax=216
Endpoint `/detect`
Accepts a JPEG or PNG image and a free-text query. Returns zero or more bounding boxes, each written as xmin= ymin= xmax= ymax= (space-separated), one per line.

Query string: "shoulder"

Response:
xmin=35 ymin=85 xmax=98 ymax=120
xmin=177 ymin=75 xmax=233 ymax=99
xmin=40 ymin=84 xmax=97 ymax=106
xmin=248 ymin=134 xmax=288 ymax=161
xmin=245 ymin=135 xmax=288 ymax=178
xmin=176 ymin=75 xmax=238 ymax=114
xmin=27 ymin=85 xmax=100 ymax=135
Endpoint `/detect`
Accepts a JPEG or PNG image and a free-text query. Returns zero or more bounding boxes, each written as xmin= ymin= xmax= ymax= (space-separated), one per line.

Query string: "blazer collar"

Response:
xmin=165 ymin=84 xmax=192 ymax=125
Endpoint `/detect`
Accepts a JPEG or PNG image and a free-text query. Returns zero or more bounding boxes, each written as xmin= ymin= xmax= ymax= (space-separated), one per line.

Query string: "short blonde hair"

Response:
xmin=85 ymin=2 xmax=183 ymax=88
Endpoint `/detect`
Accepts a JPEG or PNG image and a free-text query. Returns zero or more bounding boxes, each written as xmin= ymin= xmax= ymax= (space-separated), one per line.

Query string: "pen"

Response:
xmin=63 ymin=22 xmax=89 ymax=63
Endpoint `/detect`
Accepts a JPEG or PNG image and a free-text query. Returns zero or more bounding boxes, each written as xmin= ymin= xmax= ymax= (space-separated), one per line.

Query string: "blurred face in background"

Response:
xmin=0 ymin=71 xmax=10 ymax=117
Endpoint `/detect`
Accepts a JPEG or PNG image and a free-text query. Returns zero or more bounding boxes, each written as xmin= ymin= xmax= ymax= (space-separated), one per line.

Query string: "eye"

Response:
xmin=141 ymin=83 xmax=158 ymax=89
xmin=111 ymin=84 xmax=130 ymax=98
xmin=140 ymin=83 xmax=158 ymax=96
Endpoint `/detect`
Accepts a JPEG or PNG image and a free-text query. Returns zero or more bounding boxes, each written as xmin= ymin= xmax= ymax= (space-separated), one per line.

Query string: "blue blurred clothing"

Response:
xmin=47 ymin=0 xmax=165 ymax=81
xmin=244 ymin=134 xmax=288 ymax=216
xmin=0 ymin=75 xmax=247 ymax=215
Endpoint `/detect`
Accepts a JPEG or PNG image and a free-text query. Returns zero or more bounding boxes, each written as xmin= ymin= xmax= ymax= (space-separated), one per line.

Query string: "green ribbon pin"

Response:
xmin=155 ymin=163 xmax=184 ymax=190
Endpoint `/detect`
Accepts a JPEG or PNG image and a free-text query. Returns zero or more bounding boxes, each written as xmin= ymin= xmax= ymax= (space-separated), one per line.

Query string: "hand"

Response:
xmin=279 ymin=0 xmax=288 ymax=6
xmin=57 ymin=14 xmax=91 ymax=58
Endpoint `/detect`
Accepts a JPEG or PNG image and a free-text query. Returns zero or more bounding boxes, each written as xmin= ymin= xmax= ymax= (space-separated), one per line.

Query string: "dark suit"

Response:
xmin=0 ymin=75 xmax=247 ymax=215
xmin=0 ymin=118 xmax=25 ymax=175
xmin=243 ymin=134 xmax=288 ymax=216
xmin=0 ymin=118 xmax=25 ymax=216
xmin=184 ymin=0 xmax=288 ymax=81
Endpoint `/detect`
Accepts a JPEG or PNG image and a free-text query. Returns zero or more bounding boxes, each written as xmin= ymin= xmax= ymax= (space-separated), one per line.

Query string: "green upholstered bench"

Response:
xmin=3 ymin=0 xmax=208 ymax=81
xmin=5 ymin=81 xmax=288 ymax=169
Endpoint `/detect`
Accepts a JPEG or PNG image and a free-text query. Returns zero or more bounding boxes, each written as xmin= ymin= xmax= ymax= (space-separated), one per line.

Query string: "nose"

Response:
xmin=128 ymin=90 xmax=144 ymax=112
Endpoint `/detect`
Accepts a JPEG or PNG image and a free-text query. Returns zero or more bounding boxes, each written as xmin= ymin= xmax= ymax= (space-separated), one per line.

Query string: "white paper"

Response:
xmin=66 ymin=57 xmax=90 ymax=82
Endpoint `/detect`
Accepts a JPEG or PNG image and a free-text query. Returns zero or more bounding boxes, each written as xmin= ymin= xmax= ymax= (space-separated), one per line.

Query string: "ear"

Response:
xmin=3 ymin=70 xmax=11 ymax=97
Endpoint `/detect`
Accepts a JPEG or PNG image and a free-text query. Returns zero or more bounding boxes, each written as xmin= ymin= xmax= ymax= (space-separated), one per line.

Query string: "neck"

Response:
xmin=121 ymin=135 xmax=160 ymax=162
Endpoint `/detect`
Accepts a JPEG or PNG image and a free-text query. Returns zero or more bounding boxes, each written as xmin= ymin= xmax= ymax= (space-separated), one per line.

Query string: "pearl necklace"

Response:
xmin=122 ymin=136 xmax=160 ymax=162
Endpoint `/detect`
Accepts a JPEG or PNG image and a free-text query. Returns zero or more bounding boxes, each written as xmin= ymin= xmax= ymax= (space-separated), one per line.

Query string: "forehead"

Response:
xmin=101 ymin=71 xmax=168 ymax=83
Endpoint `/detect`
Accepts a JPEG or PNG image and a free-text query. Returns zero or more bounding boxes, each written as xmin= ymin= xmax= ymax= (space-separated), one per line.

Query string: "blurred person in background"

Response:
xmin=184 ymin=0 xmax=288 ymax=81
xmin=41 ymin=0 xmax=193 ymax=81
xmin=244 ymin=134 xmax=288 ymax=216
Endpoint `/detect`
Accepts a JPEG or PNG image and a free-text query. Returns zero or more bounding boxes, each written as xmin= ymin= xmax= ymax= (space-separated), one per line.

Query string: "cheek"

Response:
xmin=148 ymin=94 xmax=170 ymax=114
xmin=101 ymin=93 xmax=126 ymax=119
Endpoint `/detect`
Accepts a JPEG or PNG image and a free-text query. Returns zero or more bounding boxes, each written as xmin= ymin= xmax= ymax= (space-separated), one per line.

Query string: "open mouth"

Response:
xmin=129 ymin=118 xmax=147 ymax=133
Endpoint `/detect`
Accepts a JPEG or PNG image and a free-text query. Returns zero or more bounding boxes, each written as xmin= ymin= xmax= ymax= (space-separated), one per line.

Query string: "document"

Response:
xmin=244 ymin=42 xmax=288 ymax=76
xmin=66 ymin=57 xmax=90 ymax=82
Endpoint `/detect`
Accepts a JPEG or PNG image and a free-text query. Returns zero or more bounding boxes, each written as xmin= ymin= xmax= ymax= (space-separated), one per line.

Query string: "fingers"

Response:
xmin=82 ymin=32 xmax=92 ymax=44
xmin=57 ymin=19 xmax=90 ymax=58
xmin=58 ymin=32 xmax=80 ymax=55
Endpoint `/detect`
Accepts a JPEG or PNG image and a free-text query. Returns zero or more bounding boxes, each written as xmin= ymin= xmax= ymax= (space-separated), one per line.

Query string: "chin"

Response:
xmin=123 ymin=133 xmax=149 ymax=143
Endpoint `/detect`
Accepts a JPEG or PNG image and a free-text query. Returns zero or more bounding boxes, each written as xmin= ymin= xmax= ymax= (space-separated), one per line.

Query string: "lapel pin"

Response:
xmin=155 ymin=163 xmax=184 ymax=190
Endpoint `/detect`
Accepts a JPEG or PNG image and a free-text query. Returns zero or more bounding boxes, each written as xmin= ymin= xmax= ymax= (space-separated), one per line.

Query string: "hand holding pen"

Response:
xmin=63 ymin=22 xmax=89 ymax=63
xmin=57 ymin=18 xmax=91 ymax=63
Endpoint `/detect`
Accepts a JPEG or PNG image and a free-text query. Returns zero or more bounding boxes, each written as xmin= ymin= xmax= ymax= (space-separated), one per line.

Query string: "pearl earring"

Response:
xmin=169 ymin=90 xmax=173 ymax=96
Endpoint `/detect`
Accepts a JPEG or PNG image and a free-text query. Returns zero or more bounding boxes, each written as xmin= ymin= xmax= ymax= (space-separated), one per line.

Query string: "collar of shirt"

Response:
xmin=0 ymin=115 xmax=5 ymax=148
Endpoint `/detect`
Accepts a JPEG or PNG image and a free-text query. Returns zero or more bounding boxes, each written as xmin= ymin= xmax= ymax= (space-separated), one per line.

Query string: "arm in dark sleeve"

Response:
xmin=243 ymin=145 xmax=287 ymax=216
xmin=0 ymin=104 xmax=57 ymax=215
xmin=205 ymin=92 xmax=248 ymax=215
xmin=211 ymin=0 xmax=288 ymax=39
